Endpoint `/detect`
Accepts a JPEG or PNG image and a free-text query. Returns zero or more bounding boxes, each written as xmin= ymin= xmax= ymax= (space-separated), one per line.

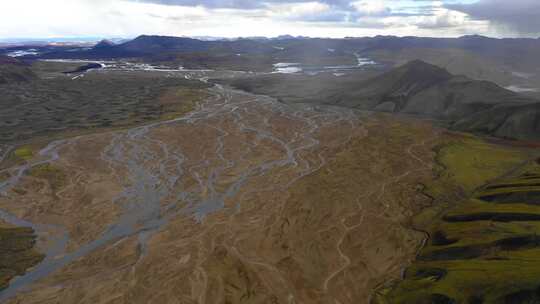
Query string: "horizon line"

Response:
xmin=1 ymin=33 xmax=540 ymax=43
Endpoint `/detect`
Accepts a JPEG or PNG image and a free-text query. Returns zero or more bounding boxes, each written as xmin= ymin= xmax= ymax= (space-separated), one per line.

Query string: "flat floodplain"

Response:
xmin=0 ymin=64 xmax=446 ymax=303
xmin=1 ymin=60 xmax=540 ymax=303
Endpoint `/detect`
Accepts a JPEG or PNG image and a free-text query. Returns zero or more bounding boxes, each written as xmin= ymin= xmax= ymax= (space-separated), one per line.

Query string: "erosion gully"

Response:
xmin=0 ymin=69 xmax=359 ymax=301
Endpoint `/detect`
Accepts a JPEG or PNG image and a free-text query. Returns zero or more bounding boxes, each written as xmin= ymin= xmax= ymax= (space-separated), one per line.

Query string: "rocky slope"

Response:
xmin=329 ymin=60 xmax=530 ymax=117
xmin=0 ymin=56 xmax=37 ymax=84
xmin=223 ymin=60 xmax=540 ymax=141
xmin=453 ymin=102 xmax=540 ymax=140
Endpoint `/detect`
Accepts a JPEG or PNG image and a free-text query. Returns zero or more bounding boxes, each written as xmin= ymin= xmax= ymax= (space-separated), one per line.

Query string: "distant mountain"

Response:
xmin=354 ymin=35 xmax=540 ymax=93
xmin=93 ymin=39 xmax=115 ymax=49
xmin=336 ymin=60 xmax=533 ymax=120
xmin=19 ymin=34 xmax=540 ymax=98
xmin=357 ymin=35 xmax=540 ymax=59
xmin=27 ymin=34 xmax=540 ymax=86
xmin=335 ymin=60 xmax=453 ymax=111
xmin=39 ymin=35 xmax=269 ymax=60
xmin=118 ymin=35 xmax=212 ymax=54
xmin=61 ymin=35 xmax=351 ymax=70
xmin=342 ymin=61 xmax=540 ymax=140
xmin=0 ymin=55 xmax=37 ymax=84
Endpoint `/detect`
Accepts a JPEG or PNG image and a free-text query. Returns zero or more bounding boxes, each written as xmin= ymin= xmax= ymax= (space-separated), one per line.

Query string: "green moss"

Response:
xmin=0 ymin=227 xmax=44 ymax=291
xmin=377 ymin=137 xmax=540 ymax=304
xmin=384 ymin=258 xmax=540 ymax=303
xmin=13 ymin=147 xmax=33 ymax=161
xmin=427 ymin=137 xmax=526 ymax=198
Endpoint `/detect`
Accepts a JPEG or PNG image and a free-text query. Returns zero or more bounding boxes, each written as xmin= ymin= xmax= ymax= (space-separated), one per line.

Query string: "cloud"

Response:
xmin=446 ymin=0 xmax=540 ymax=35
xmin=266 ymin=2 xmax=350 ymax=22
xmin=0 ymin=0 xmax=535 ymax=38
xmin=129 ymin=0 xmax=391 ymax=23
xmin=130 ymin=0 xmax=354 ymax=10
xmin=351 ymin=0 xmax=390 ymax=16
xmin=416 ymin=5 xmax=470 ymax=29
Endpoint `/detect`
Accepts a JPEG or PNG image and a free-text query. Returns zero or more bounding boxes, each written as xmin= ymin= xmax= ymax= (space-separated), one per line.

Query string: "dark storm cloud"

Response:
xmin=446 ymin=0 xmax=540 ymax=34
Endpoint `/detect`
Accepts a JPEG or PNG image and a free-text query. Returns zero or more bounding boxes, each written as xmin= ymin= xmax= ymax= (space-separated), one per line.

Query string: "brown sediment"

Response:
xmin=0 ymin=76 xmax=441 ymax=304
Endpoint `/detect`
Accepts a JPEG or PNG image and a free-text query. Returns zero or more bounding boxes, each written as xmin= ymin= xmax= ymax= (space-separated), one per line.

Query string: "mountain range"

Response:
xmin=221 ymin=60 xmax=540 ymax=141
xmin=2 ymin=34 xmax=539 ymax=141
xmin=2 ymin=35 xmax=540 ymax=89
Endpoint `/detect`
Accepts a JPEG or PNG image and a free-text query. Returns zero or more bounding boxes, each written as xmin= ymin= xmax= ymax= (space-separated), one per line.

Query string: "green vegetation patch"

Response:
xmin=428 ymin=135 xmax=526 ymax=198
xmin=376 ymin=136 xmax=540 ymax=304
xmin=13 ymin=147 xmax=33 ymax=160
xmin=0 ymin=227 xmax=44 ymax=291
xmin=1 ymin=146 xmax=35 ymax=170
xmin=29 ymin=163 xmax=67 ymax=195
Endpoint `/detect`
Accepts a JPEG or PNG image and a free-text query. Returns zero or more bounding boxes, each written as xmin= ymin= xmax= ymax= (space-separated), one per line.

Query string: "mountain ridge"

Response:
xmin=221 ymin=60 xmax=540 ymax=141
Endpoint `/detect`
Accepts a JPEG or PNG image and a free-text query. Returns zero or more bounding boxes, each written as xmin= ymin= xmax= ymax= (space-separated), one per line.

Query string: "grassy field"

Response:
xmin=427 ymin=134 xmax=528 ymax=198
xmin=375 ymin=134 xmax=540 ymax=304
xmin=0 ymin=226 xmax=44 ymax=291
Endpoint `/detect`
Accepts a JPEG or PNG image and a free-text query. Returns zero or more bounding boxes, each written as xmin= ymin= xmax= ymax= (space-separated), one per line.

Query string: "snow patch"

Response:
xmin=7 ymin=49 xmax=39 ymax=57
xmin=273 ymin=62 xmax=302 ymax=74
xmin=505 ymin=85 xmax=539 ymax=93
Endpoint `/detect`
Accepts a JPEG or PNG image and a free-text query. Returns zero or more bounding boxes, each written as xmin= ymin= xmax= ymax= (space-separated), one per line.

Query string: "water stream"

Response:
xmin=0 ymin=70 xmax=359 ymax=301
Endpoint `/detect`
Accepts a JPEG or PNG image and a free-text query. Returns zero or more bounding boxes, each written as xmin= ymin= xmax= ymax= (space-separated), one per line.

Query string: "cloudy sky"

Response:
xmin=0 ymin=0 xmax=538 ymax=39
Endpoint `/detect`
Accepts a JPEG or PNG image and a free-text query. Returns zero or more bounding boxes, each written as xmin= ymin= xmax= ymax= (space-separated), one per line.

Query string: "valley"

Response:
xmin=0 ymin=63 xmax=442 ymax=303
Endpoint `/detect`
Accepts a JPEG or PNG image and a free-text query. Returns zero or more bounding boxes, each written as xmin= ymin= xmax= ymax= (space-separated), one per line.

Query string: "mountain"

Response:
xmin=453 ymin=102 xmax=540 ymax=141
xmin=38 ymin=35 xmax=268 ymax=60
xmin=354 ymin=35 xmax=540 ymax=96
xmin=71 ymin=35 xmax=352 ymax=70
xmin=357 ymin=35 xmax=540 ymax=63
xmin=336 ymin=60 xmax=534 ymax=120
xmin=334 ymin=60 xmax=453 ymax=111
xmin=221 ymin=60 xmax=540 ymax=141
xmin=27 ymin=35 xmax=540 ymax=88
xmin=93 ymin=39 xmax=115 ymax=49
xmin=118 ymin=35 xmax=212 ymax=54
xmin=0 ymin=55 xmax=37 ymax=84
xmin=22 ymin=34 xmax=540 ymax=64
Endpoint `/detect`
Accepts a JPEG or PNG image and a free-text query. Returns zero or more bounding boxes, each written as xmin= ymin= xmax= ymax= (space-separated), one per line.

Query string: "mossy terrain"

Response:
xmin=428 ymin=134 xmax=527 ymax=197
xmin=13 ymin=147 xmax=33 ymax=161
xmin=157 ymin=87 xmax=209 ymax=121
xmin=29 ymin=163 xmax=67 ymax=196
xmin=376 ymin=134 xmax=540 ymax=304
xmin=1 ymin=146 xmax=37 ymax=171
xmin=0 ymin=226 xmax=45 ymax=291
xmin=0 ymin=62 xmax=211 ymax=145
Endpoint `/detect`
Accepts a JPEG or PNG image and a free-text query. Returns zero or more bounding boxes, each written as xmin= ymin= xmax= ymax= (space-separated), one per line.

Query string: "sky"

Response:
xmin=0 ymin=0 xmax=539 ymax=39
